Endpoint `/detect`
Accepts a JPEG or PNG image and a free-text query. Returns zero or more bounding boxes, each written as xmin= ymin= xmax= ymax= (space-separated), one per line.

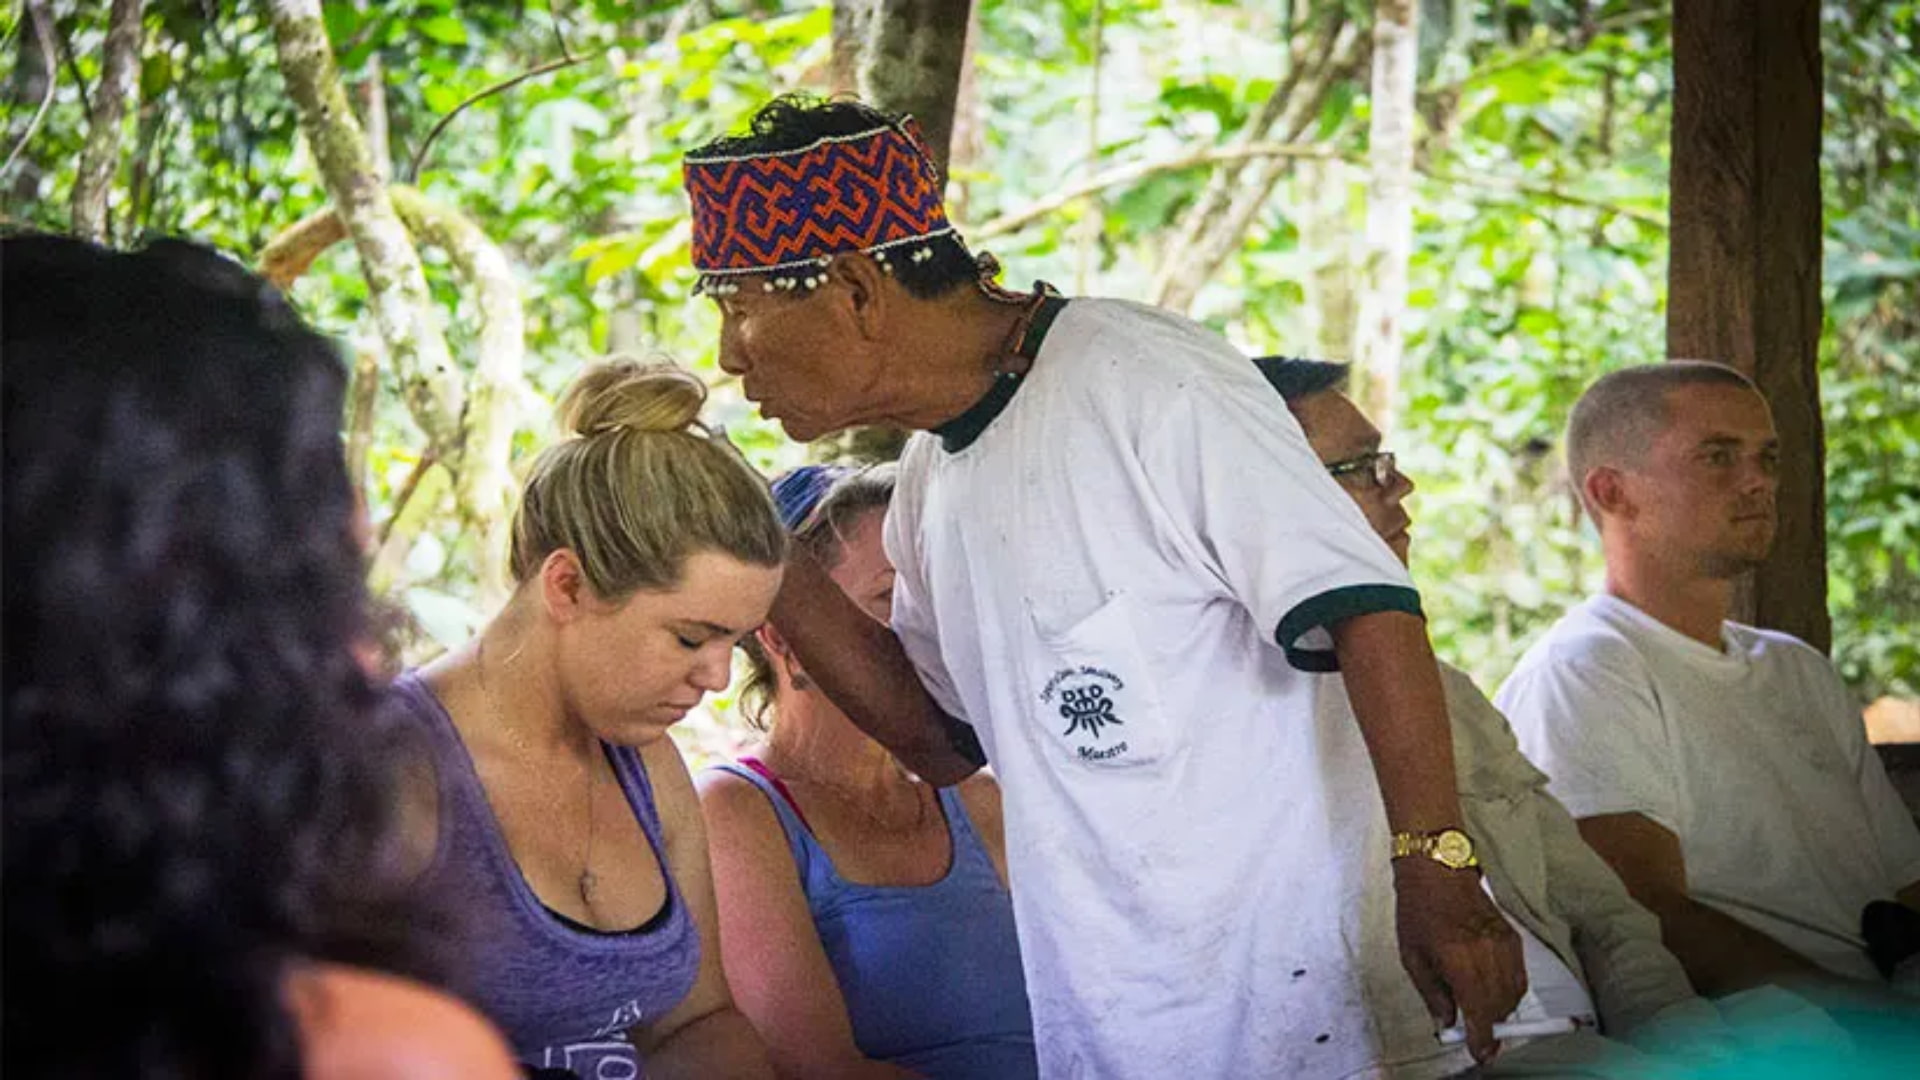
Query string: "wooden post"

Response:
xmin=1666 ymin=0 xmax=1829 ymax=650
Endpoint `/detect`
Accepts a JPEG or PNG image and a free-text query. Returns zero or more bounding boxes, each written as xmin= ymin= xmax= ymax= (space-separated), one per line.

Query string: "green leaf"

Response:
xmin=422 ymin=82 xmax=461 ymax=115
xmin=140 ymin=53 xmax=174 ymax=101
xmin=418 ymin=15 xmax=469 ymax=46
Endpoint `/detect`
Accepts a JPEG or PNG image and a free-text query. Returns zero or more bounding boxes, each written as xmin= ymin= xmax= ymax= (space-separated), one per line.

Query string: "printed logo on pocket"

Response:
xmin=1041 ymin=666 xmax=1130 ymax=761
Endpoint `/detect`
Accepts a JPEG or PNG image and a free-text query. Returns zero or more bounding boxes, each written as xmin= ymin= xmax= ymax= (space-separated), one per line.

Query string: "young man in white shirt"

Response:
xmin=1259 ymin=357 xmax=1712 ymax=1075
xmin=1494 ymin=362 xmax=1920 ymax=1000
xmin=683 ymin=96 xmax=1526 ymax=1078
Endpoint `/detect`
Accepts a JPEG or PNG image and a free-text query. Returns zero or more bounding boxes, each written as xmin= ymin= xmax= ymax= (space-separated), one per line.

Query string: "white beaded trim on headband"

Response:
xmin=692 ymin=229 xmax=959 ymax=295
xmin=682 ymin=118 xmax=919 ymax=166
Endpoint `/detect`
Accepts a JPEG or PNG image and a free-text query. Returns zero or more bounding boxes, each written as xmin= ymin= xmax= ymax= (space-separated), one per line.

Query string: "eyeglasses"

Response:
xmin=1325 ymin=450 xmax=1398 ymax=489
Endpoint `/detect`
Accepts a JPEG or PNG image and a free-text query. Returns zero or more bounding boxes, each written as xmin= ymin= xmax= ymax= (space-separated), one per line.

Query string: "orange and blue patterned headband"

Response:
xmin=683 ymin=118 xmax=955 ymax=295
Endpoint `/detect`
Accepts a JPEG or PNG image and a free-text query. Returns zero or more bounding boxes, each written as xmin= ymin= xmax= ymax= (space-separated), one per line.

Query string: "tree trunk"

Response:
xmin=1152 ymin=17 xmax=1363 ymax=314
xmin=268 ymin=0 xmax=463 ymax=454
xmin=259 ymin=187 xmax=523 ymax=608
xmin=1352 ymin=0 xmax=1419 ymax=435
xmin=5 ymin=0 xmax=55 ymax=209
xmin=359 ymin=56 xmax=391 ymax=180
xmin=1667 ymin=0 xmax=1828 ymax=649
xmin=392 ymin=187 xmax=522 ymax=611
xmin=831 ymin=0 xmax=972 ymax=185
xmin=1299 ymin=157 xmax=1358 ymax=361
xmin=943 ymin=3 xmax=984 ymax=223
xmin=70 ymin=0 xmax=143 ymax=242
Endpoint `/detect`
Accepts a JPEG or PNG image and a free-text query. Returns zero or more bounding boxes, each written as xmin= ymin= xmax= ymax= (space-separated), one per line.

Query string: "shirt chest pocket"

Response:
xmin=1029 ymin=592 xmax=1180 ymax=770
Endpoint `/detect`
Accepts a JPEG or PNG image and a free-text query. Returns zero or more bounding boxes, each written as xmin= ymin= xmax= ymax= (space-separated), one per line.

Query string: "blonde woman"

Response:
xmin=389 ymin=360 xmax=784 ymax=1078
xmin=698 ymin=466 xmax=1035 ymax=1080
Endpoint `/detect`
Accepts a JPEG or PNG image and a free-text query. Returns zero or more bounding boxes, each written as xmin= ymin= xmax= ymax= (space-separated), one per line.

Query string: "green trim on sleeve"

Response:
xmin=1274 ymin=583 xmax=1425 ymax=673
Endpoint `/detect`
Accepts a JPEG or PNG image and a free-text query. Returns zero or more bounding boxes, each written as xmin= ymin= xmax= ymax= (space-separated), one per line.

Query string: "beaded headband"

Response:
xmin=683 ymin=117 xmax=955 ymax=295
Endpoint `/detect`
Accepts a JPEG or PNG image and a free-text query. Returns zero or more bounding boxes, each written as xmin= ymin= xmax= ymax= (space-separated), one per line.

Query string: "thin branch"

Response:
xmin=1427 ymin=8 xmax=1665 ymax=96
xmin=1076 ymin=0 xmax=1105 ymax=292
xmin=970 ymin=140 xmax=1663 ymax=243
xmin=550 ymin=0 xmax=575 ymax=62
xmin=1 ymin=0 xmax=57 ymax=182
xmin=376 ymin=448 xmax=440 ymax=548
xmin=974 ymin=141 xmax=1346 ymax=241
xmin=1427 ymin=168 xmax=1666 ymax=228
xmin=53 ymin=5 xmax=93 ymax=120
xmin=259 ymin=203 xmax=350 ymax=287
xmin=406 ymin=51 xmax=595 ymax=183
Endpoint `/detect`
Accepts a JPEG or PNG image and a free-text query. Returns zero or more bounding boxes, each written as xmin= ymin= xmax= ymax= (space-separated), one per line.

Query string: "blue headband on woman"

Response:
xmin=771 ymin=464 xmax=854 ymax=531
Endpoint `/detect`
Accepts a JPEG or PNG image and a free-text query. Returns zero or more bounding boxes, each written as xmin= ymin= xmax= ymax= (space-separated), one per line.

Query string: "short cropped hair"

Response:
xmin=1566 ymin=361 xmax=1762 ymax=514
xmin=688 ymin=94 xmax=978 ymax=300
xmin=1253 ymin=356 xmax=1350 ymax=403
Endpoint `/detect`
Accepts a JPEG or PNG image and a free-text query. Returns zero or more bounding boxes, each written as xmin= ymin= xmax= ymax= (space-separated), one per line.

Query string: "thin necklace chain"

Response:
xmin=476 ymin=638 xmax=600 ymax=908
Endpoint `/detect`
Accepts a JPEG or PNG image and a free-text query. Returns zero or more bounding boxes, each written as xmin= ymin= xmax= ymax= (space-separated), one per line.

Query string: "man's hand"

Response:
xmin=1393 ymin=857 xmax=1527 ymax=1065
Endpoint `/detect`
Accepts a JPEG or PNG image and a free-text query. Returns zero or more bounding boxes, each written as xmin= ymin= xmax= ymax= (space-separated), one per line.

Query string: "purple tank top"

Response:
xmin=391 ymin=672 xmax=700 ymax=1079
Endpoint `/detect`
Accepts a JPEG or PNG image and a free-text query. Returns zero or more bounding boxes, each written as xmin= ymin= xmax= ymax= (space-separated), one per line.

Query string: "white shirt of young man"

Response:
xmin=886 ymin=298 xmax=1438 ymax=1079
xmin=1496 ymin=593 xmax=1920 ymax=983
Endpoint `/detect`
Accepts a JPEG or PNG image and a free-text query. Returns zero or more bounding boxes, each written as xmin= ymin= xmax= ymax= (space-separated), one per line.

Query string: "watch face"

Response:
xmin=1433 ymin=830 xmax=1474 ymax=869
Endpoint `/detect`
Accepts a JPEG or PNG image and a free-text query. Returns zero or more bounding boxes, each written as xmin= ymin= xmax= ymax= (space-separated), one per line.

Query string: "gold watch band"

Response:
xmin=1390 ymin=828 xmax=1480 ymax=870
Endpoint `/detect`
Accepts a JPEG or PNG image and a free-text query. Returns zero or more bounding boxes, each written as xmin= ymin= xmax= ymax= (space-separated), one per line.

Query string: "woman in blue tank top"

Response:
xmin=698 ymin=466 xmax=1037 ymax=1079
xmin=394 ymin=360 xmax=784 ymax=1078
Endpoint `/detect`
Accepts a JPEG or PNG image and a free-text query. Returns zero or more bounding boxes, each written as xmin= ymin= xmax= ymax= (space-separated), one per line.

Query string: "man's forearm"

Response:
xmin=1643 ymin=892 xmax=1824 ymax=997
xmin=769 ymin=549 xmax=983 ymax=786
xmin=1331 ymin=611 xmax=1463 ymax=832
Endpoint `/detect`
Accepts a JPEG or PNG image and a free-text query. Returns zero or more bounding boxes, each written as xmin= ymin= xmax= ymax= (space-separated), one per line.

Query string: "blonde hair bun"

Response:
xmin=559 ymin=357 xmax=708 ymax=437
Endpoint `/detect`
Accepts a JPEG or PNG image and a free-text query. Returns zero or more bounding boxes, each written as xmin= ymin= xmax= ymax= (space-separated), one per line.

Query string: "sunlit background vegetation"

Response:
xmin=7 ymin=0 xmax=1915 ymax=761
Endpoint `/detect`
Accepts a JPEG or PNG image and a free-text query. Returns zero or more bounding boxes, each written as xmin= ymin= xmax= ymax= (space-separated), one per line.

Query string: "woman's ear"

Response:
xmin=539 ymin=549 xmax=589 ymax=623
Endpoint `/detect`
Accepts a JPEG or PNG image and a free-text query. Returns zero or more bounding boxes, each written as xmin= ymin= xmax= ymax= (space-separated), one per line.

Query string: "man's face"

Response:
xmin=1289 ymin=390 xmax=1415 ymax=564
xmin=1615 ymin=383 xmax=1779 ymax=578
xmin=711 ymin=282 xmax=875 ymax=443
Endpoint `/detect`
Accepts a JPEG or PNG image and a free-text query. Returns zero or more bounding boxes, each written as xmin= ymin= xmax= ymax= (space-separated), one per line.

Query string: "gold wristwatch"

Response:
xmin=1391 ymin=828 xmax=1479 ymax=871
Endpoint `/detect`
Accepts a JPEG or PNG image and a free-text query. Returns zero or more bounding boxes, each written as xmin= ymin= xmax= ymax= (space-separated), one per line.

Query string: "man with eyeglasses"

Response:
xmin=1257 ymin=356 xmax=1727 ymax=1074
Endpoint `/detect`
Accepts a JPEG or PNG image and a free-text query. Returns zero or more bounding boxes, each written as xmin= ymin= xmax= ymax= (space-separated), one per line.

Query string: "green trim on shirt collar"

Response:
xmin=933 ymin=294 xmax=1069 ymax=453
xmin=1275 ymin=584 xmax=1425 ymax=672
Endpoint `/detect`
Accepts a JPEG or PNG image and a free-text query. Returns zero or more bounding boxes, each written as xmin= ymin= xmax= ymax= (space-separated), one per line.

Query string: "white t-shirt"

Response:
xmin=887 ymin=298 xmax=1443 ymax=1079
xmin=1496 ymin=593 xmax=1920 ymax=982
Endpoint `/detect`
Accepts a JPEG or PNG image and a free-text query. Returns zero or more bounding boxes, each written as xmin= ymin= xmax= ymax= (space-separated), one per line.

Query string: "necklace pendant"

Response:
xmin=578 ymin=868 xmax=598 ymax=904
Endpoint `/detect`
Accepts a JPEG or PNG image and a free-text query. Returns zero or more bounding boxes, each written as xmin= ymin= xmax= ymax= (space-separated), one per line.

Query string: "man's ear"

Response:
xmin=539 ymin=549 xmax=591 ymax=623
xmin=1584 ymin=466 xmax=1633 ymax=522
xmin=755 ymin=623 xmax=811 ymax=689
xmin=827 ymin=253 xmax=890 ymax=342
xmin=756 ymin=621 xmax=794 ymax=661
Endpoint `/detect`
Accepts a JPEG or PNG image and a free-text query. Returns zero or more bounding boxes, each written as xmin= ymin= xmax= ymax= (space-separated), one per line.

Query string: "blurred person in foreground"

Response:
xmin=1 ymin=233 xmax=517 ymax=1079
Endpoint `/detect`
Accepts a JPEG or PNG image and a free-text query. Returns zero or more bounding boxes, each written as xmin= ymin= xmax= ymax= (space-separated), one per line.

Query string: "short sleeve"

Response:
xmin=1498 ymin=641 xmax=1685 ymax=835
xmin=1136 ymin=356 xmax=1420 ymax=672
xmin=882 ymin=442 xmax=969 ymax=724
xmin=1814 ymin=660 xmax=1920 ymax=890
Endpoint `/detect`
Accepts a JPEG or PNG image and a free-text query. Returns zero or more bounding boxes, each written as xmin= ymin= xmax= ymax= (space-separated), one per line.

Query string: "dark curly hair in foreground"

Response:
xmin=2 ymin=235 xmax=449 ymax=1078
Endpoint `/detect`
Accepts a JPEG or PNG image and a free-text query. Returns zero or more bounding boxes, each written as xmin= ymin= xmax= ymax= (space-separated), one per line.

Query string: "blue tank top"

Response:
xmin=392 ymin=672 xmax=700 ymax=1079
xmin=712 ymin=761 xmax=1037 ymax=1080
